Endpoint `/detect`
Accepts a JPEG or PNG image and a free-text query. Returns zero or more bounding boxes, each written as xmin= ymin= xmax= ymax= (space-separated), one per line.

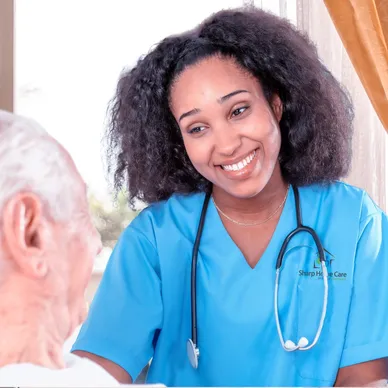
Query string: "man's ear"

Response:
xmin=2 ymin=192 xmax=49 ymax=278
xmin=271 ymin=94 xmax=283 ymax=123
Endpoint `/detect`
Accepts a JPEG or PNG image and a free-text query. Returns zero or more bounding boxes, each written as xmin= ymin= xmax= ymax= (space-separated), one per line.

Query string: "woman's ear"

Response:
xmin=2 ymin=192 xmax=49 ymax=278
xmin=271 ymin=94 xmax=283 ymax=123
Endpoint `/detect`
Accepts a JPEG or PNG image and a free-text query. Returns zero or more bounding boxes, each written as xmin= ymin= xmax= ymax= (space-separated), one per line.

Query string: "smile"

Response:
xmin=221 ymin=150 xmax=256 ymax=171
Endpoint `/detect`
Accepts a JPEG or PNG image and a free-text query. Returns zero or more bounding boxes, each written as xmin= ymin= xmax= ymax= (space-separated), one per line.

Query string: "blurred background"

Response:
xmin=0 ymin=0 xmax=387 ymax=303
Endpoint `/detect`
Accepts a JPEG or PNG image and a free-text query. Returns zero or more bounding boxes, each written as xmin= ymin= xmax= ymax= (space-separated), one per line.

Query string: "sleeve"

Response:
xmin=71 ymin=222 xmax=163 ymax=381
xmin=339 ymin=203 xmax=388 ymax=368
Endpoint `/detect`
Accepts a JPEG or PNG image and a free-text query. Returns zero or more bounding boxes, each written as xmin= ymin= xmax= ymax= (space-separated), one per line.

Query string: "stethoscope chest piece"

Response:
xmin=187 ymin=338 xmax=199 ymax=369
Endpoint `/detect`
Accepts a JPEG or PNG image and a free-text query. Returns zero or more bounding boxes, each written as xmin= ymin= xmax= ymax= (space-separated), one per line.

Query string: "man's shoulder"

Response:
xmin=0 ymin=354 xmax=119 ymax=387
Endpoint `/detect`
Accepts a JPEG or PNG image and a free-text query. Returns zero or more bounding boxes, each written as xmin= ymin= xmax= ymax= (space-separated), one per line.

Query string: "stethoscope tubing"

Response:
xmin=191 ymin=191 xmax=211 ymax=347
xmin=188 ymin=185 xmax=328 ymax=367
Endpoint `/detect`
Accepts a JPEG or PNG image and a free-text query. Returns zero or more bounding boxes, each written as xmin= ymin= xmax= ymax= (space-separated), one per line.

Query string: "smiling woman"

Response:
xmin=169 ymin=57 xmax=284 ymax=203
xmin=71 ymin=5 xmax=388 ymax=387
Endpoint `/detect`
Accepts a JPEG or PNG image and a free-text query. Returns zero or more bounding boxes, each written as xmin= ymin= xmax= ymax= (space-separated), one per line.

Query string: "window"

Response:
xmin=14 ymin=0 xmax=256 ymax=300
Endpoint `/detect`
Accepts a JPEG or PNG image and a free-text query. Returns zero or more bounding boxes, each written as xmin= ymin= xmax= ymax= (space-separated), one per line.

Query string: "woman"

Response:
xmin=73 ymin=6 xmax=388 ymax=387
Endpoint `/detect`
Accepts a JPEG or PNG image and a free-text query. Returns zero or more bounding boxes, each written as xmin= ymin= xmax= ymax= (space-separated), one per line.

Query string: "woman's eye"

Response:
xmin=231 ymin=106 xmax=248 ymax=117
xmin=188 ymin=126 xmax=205 ymax=135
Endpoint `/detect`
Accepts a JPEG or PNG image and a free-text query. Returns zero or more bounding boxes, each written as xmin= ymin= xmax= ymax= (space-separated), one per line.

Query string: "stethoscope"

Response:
xmin=186 ymin=185 xmax=329 ymax=369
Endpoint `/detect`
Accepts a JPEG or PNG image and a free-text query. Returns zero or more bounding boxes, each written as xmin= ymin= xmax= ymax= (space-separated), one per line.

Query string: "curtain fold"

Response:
xmin=324 ymin=0 xmax=388 ymax=132
xmin=297 ymin=0 xmax=386 ymax=210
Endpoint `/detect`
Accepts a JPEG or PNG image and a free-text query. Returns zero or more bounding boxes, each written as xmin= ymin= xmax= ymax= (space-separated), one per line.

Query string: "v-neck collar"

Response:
xmin=201 ymin=186 xmax=296 ymax=272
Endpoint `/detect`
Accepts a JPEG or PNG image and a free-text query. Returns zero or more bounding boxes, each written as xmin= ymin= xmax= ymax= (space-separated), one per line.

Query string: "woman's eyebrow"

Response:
xmin=179 ymin=108 xmax=201 ymax=123
xmin=179 ymin=90 xmax=250 ymax=123
xmin=217 ymin=89 xmax=250 ymax=103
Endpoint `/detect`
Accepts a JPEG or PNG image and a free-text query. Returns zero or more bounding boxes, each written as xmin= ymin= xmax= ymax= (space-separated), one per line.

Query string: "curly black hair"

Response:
xmin=106 ymin=6 xmax=354 ymax=206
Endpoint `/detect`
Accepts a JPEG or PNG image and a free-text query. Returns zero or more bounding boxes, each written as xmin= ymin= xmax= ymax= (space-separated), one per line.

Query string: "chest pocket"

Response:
xmin=294 ymin=275 xmax=352 ymax=382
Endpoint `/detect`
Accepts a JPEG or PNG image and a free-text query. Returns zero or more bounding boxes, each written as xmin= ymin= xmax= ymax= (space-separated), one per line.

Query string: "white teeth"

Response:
xmin=222 ymin=150 xmax=256 ymax=171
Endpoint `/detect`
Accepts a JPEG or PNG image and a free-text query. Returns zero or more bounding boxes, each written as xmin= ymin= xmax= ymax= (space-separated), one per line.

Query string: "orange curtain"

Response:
xmin=324 ymin=0 xmax=388 ymax=132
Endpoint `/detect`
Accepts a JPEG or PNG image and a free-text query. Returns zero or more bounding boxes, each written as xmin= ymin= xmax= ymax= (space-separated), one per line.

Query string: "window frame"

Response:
xmin=0 ymin=0 xmax=14 ymax=112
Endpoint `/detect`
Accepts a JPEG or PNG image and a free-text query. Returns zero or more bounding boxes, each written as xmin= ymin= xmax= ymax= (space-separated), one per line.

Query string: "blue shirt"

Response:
xmin=72 ymin=182 xmax=388 ymax=386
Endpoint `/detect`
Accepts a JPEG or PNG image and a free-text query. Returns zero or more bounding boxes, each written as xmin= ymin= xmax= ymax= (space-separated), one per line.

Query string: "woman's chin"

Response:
xmin=217 ymin=178 xmax=269 ymax=200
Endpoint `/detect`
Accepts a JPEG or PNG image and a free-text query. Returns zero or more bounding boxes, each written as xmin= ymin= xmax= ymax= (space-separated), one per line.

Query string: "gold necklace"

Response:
xmin=212 ymin=185 xmax=290 ymax=227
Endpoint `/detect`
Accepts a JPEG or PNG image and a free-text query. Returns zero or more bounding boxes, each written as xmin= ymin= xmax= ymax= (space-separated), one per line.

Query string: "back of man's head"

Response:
xmin=0 ymin=110 xmax=84 ymax=223
xmin=0 ymin=111 xmax=101 ymax=367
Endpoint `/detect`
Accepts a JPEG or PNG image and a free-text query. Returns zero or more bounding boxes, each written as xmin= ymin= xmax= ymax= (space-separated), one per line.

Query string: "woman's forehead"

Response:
xmin=170 ymin=56 xmax=260 ymax=110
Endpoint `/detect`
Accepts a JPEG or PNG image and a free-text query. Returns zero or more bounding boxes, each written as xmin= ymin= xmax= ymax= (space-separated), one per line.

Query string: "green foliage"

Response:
xmin=89 ymin=191 xmax=140 ymax=248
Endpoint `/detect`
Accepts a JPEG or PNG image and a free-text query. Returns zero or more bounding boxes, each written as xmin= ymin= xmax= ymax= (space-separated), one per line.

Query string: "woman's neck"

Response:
xmin=212 ymin=165 xmax=288 ymax=223
xmin=0 ymin=274 xmax=69 ymax=369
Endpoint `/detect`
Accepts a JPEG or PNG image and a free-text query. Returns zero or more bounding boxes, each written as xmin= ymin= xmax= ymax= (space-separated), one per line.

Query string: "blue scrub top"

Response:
xmin=72 ymin=182 xmax=388 ymax=386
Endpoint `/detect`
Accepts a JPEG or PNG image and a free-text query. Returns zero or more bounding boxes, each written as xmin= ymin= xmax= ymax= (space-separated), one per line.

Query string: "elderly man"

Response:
xmin=0 ymin=110 xmax=119 ymax=386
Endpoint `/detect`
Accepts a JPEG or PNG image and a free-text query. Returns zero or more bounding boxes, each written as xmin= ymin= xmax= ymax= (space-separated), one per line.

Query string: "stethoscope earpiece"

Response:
xmin=284 ymin=337 xmax=309 ymax=351
xmin=298 ymin=337 xmax=309 ymax=347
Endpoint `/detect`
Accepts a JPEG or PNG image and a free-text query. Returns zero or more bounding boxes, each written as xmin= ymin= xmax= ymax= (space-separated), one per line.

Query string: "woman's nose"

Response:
xmin=214 ymin=124 xmax=242 ymax=156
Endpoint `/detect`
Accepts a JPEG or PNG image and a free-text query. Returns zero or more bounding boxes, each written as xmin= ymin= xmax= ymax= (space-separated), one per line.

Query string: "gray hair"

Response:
xmin=0 ymin=110 xmax=84 ymax=222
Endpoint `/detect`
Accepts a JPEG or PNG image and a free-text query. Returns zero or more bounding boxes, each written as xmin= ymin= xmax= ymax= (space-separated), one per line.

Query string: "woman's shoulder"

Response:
xmin=122 ymin=192 xmax=206 ymax=240
xmin=138 ymin=191 xmax=206 ymax=221
xmin=301 ymin=180 xmax=384 ymax=222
